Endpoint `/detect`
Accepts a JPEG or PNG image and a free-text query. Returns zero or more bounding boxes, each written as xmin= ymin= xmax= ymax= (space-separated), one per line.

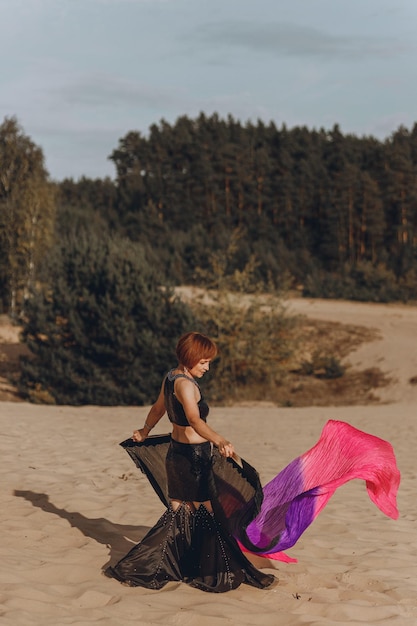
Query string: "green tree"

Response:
xmin=56 ymin=176 xmax=117 ymax=229
xmin=0 ymin=117 xmax=55 ymax=315
xmin=382 ymin=128 xmax=417 ymax=276
xmin=356 ymin=171 xmax=385 ymax=264
xmin=19 ymin=229 xmax=194 ymax=405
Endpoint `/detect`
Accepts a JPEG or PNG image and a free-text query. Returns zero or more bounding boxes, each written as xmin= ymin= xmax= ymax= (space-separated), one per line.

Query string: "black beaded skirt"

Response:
xmin=105 ymin=435 xmax=276 ymax=593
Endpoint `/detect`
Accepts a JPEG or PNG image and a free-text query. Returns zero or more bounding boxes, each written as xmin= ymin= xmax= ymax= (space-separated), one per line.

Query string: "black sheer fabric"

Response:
xmin=105 ymin=435 xmax=276 ymax=593
xmin=166 ymin=439 xmax=211 ymax=501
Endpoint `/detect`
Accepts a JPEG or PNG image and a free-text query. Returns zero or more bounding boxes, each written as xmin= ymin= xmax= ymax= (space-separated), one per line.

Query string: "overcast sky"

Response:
xmin=1 ymin=0 xmax=416 ymax=181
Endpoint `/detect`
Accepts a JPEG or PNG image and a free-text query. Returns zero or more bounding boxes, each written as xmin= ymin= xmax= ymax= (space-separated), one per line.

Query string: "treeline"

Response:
xmin=57 ymin=113 xmax=417 ymax=302
xmin=3 ymin=112 xmax=417 ymax=318
xmin=1 ymin=114 xmax=417 ymax=404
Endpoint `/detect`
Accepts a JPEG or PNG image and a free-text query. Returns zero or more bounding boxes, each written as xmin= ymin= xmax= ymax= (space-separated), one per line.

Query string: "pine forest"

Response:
xmin=1 ymin=113 xmax=417 ymax=405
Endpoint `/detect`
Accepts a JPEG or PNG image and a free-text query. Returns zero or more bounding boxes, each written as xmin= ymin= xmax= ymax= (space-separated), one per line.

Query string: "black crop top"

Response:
xmin=164 ymin=369 xmax=209 ymax=426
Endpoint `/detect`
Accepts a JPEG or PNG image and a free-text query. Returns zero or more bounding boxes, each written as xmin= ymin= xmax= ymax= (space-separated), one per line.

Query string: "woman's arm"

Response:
xmin=176 ymin=379 xmax=235 ymax=458
xmin=132 ymin=379 xmax=166 ymax=442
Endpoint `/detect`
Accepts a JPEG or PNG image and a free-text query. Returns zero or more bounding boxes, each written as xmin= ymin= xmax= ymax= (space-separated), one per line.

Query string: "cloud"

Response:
xmin=193 ymin=20 xmax=409 ymax=61
xmin=53 ymin=73 xmax=183 ymax=109
xmin=1 ymin=61 xmax=185 ymax=114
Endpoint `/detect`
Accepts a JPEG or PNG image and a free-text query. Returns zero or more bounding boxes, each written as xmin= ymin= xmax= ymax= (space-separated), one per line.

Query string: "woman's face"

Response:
xmin=189 ymin=358 xmax=211 ymax=379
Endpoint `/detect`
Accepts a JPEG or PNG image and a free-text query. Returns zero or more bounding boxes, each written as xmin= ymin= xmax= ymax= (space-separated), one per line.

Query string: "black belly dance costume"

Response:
xmin=105 ymin=372 xmax=401 ymax=592
xmin=105 ymin=369 xmax=276 ymax=592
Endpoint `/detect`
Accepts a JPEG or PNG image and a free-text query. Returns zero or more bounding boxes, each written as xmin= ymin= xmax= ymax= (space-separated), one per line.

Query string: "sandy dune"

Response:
xmin=1 ymin=299 xmax=416 ymax=625
xmin=285 ymin=298 xmax=417 ymax=405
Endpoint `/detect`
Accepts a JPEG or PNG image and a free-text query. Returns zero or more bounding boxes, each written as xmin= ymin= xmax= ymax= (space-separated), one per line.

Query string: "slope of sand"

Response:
xmin=1 ymin=299 xmax=417 ymax=626
xmin=285 ymin=297 xmax=417 ymax=405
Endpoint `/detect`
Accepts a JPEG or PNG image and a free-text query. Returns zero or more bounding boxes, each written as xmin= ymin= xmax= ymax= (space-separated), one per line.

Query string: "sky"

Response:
xmin=1 ymin=0 xmax=416 ymax=181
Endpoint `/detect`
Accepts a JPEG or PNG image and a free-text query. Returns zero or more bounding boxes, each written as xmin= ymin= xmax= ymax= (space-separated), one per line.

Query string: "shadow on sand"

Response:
xmin=13 ymin=489 xmax=150 ymax=571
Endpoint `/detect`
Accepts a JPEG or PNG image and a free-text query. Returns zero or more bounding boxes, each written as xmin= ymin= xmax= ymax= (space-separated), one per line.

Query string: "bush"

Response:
xmin=298 ymin=351 xmax=345 ymax=379
xmin=188 ymin=230 xmax=296 ymax=403
xmin=19 ymin=229 xmax=194 ymax=405
xmin=303 ymin=262 xmax=407 ymax=302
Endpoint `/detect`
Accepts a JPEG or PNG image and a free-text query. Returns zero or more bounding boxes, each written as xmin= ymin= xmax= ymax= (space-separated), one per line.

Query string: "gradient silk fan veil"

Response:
xmin=121 ymin=419 xmax=400 ymax=564
xmin=239 ymin=420 xmax=400 ymax=562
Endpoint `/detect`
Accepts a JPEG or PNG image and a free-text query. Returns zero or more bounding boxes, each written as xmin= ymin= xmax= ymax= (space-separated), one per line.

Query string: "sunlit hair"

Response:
xmin=176 ymin=332 xmax=218 ymax=368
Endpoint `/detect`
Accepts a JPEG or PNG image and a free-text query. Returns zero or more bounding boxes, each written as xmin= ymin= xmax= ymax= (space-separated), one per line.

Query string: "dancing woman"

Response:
xmin=106 ymin=332 xmax=400 ymax=592
xmin=106 ymin=332 xmax=275 ymax=591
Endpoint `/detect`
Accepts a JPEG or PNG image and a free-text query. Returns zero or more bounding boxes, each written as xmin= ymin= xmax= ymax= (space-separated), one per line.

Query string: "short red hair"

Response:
xmin=176 ymin=332 xmax=218 ymax=368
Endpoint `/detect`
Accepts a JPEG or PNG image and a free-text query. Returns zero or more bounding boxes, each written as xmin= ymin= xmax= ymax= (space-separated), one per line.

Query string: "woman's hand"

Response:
xmin=218 ymin=439 xmax=235 ymax=458
xmin=132 ymin=429 xmax=147 ymax=442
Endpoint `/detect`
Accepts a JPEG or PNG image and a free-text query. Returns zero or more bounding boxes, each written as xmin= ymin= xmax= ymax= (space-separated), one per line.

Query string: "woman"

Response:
xmin=106 ymin=332 xmax=276 ymax=592
xmin=106 ymin=332 xmax=400 ymax=593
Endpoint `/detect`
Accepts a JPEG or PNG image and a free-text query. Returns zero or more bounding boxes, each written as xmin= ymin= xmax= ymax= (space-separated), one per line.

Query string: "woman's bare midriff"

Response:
xmin=171 ymin=424 xmax=207 ymax=444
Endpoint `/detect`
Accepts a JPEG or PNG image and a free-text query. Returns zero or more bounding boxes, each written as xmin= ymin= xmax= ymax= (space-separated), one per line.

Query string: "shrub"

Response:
xmin=19 ymin=229 xmax=194 ymax=405
xmin=303 ymin=262 xmax=406 ymax=302
xmin=298 ymin=350 xmax=345 ymax=379
xmin=189 ymin=230 xmax=296 ymax=403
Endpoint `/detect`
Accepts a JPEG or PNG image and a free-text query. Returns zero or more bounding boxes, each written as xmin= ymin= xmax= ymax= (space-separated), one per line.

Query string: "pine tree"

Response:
xmin=19 ymin=229 xmax=194 ymax=405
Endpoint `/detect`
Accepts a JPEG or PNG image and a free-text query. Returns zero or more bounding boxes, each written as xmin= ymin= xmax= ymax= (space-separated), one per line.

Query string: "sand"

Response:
xmin=1 ymin=298 xmax=416 ymax=625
